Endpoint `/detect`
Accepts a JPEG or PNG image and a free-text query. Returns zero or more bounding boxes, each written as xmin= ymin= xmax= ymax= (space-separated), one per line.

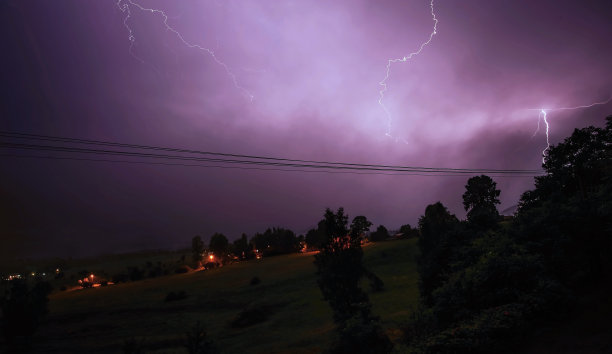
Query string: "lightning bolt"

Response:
xmin=539 ymin=109 xmax=550 ymax=164
xmin=116 ymin=0 xmax=253 ymax=101
xmin=378 ymin=0 xmax=438 ymax=142
xmin=530 ymin=96 xmax=612 ymax=163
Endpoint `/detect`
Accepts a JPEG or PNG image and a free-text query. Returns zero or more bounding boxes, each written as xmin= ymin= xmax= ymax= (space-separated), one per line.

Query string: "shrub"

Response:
xmin=331 ymin=314 xmax=393 ymax=354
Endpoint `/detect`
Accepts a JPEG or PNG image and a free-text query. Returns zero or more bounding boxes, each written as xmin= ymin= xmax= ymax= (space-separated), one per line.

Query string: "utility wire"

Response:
xmin=0 ymin=154 xmax=543 ymax=177
xmin=0 ymin=131 xmax=543 ymax=174
xmin=0 ymin=141 xmax=542 ymax=175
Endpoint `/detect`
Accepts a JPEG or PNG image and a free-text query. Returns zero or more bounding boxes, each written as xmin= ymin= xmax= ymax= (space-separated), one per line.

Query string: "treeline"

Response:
xmin=190 ymin=227 xmax=304 ymax=267
xmin=400 ymin=116 xmax=612 ymax=352
xmin=310 ymin=116 xmax=612 ymax=353
xmin=190 ymin=215 xmax=417 ymax=266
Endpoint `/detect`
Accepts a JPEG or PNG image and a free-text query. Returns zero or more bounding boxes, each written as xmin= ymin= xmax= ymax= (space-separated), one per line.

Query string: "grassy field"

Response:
xmin=29 ymin=239 xmax=419 ymax=353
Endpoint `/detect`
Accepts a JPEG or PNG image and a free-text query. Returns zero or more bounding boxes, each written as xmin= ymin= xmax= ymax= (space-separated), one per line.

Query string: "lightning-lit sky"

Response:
xmin=1 ymin=0 xmax=611 ymax=259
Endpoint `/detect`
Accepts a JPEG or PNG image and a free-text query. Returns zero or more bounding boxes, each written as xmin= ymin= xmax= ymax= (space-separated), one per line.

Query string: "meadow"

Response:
xmin=32 ymin=239 xmax=419 ymax=353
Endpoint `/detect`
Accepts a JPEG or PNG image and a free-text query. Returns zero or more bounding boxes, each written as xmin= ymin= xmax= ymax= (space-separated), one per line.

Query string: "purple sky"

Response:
xmin=1 ymin=0 xmax=611 ymax=259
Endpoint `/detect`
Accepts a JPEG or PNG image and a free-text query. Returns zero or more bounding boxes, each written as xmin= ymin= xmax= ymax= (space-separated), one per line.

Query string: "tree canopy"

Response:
xmin=349 ymin=215 xmax=372 ymax=241
xmin=208 ymin=233 xmax=229 ymax=256
xmin=462 ymin=175 xmax=501 ymax=227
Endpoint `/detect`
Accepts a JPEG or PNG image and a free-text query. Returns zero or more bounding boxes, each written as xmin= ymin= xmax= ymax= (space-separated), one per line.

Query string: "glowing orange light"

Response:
xmin=209 ymin=255 xmax=214 ymax=260
xmin=90 ymin=274 xmax=94 ymax=279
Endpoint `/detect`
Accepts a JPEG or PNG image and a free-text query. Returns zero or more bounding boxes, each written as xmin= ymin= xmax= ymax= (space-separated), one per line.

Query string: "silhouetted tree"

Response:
xmin=233 ymin=233 xmax=252 ymax=259
xmin=305 ymin=219 xmax=328 ymax=249
xmin=314 ymin=207 xmax=392 ymax=353
xmin=250 ymin=227 xmax=299 ymax=256
xmin=417 ymin=202 xmax=460 ymax=306
xmin=349 ymin=215 xmax=372 ymax=241
xmin=209 ymin=233 xmax=229 ymax=257
xmin=516 ymin=115 xmax=612 ymax=284
xmin=191 ymin=235 xmax=204 ymax=266
xmin=403 ymin=118 xmax=612 ymax=352
xmin=399 ymin=224 xmax=419 ymax=238
xmin=369 ymin=225 xmax=390 ymax=242
xmin=462 ymin=175 xmax=501 ymax=228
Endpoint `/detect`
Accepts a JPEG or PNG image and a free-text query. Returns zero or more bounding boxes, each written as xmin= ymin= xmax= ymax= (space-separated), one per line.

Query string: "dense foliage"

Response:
xmin=250 ymin=227 xmax=300 ymax=256
xmin=314 ymin=208 xmax=392 ymax=353
xmin=404 ymin=117 xmax=612 ymax=353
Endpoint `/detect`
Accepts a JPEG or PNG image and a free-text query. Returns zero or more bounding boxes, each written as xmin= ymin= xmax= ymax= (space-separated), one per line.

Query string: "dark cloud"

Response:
xmin=1 ymin=0 xmax=611 ymax=259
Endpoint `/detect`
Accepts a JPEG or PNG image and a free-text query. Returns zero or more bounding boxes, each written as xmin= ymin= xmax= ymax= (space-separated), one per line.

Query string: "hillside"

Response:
xmin=30 ymin=239 xmax=419 ymax=353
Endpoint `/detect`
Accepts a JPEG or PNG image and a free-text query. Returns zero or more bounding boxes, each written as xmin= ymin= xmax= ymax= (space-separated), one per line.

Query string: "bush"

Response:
xmin=331 ymin=314 xmax=393 ymax=354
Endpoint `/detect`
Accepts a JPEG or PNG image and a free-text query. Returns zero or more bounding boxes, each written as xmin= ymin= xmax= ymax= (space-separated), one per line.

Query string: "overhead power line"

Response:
xmin=0 ymin=154 xmax=540 ymax=178
xmin=0 ymin=131 xmax=545 ymax=177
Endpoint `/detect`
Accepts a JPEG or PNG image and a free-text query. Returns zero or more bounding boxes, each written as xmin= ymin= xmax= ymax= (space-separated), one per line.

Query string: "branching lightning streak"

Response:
xmin=116 ymin=0 xmax=253 ymax=101
xmin=378 ymin=0 xmax=438 ymax=142
xmin=530 ymin=96 xmax=612 ymax=163
xmin=539 ymin=109 xmax=550 ymax=164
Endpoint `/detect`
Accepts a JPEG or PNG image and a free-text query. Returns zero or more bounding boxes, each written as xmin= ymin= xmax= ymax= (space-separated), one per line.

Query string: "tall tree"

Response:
xmin=305 ymin=219 xmax=329 ymax=249
xmin=417 ymin=202 xmax=460 ymax=305
xmin=369 ymin=225 xmax=389 ymax=242
xmin=462 ymin=175 xmax=501 ymax=228
xmin=349 ymin=215 xmax=372 ymax=241
xmin=209 ymin=233 xmax=229 ymax=257
xmin=314 ymin=208 xmax=391 ymax=353
xmin=233 ymin=233 xmax=252 ymax=259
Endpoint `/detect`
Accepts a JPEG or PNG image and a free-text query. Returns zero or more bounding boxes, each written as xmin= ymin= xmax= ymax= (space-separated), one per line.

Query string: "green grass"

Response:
xmin=32 ymin=239 xmax=419 ymax=353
